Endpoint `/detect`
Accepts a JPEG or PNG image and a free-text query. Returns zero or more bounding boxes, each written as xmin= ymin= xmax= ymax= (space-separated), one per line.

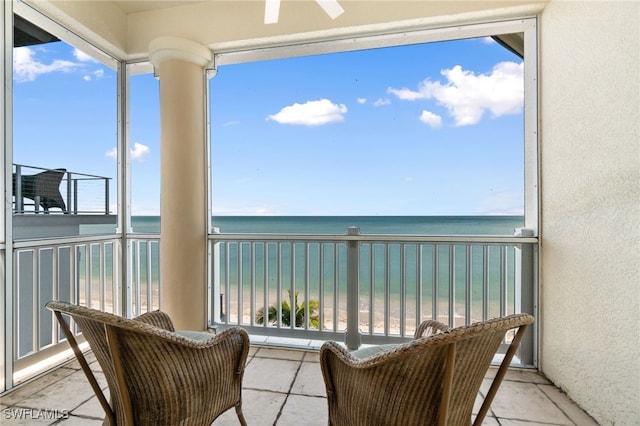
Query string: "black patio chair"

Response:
xmin=13 ymin=168 xmax=66 ymax=212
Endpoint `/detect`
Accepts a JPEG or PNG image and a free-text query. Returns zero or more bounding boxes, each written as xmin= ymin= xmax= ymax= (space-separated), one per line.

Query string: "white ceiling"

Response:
xmin=111 ymin=1 xmax=207 ymax=15
xmin=21 ymin=1 xmax=543 ymax=61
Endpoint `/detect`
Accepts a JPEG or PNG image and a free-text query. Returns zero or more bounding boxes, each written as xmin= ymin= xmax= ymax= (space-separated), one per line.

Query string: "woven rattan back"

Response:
xmin=320 ymin=313 xmax=534 ymax=426
xmin=47 ymin=301 xmax=249 ymax=426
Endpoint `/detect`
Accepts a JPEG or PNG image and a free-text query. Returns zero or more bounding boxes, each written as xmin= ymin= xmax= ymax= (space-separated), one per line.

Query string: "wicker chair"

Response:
xmin=320 ymin=313 xmax=534 ymax=426
xmin=46 ymin=301 xmax=249 ymax=426
xmin=14 ymin=168 xmax=67 ymax=212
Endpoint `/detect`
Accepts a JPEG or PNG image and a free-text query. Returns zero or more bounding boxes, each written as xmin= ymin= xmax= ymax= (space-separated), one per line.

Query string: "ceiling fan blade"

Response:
xmin=264 ymin=0 xmax=281 ymax=24
xmin=264 ymin=0 xmax=343 ymax=24
xmin=315 ymin=0 xmax=344 ymax=19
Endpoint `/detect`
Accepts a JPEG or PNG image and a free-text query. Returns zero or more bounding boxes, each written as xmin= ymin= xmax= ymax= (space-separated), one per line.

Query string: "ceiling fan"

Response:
xmin=264 ymin=0 xmax=344 ymax=24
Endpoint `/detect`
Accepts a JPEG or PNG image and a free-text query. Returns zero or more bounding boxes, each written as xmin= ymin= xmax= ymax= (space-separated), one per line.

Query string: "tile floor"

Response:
xmin=1 ymin=344 xmax=598 ymax=425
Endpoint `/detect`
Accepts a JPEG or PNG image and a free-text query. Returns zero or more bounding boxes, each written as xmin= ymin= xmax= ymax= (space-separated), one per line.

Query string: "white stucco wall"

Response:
xmin=539 ymin=1 xmax=640 ymax=424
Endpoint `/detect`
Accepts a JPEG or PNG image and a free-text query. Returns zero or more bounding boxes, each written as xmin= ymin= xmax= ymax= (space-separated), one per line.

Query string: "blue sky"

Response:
xmin=13 ymin=36 xmax=524 ymax=216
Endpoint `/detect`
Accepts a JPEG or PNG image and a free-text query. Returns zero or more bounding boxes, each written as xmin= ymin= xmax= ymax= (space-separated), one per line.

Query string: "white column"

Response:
xmin=149 ymin=37 xmax=212 ymax=330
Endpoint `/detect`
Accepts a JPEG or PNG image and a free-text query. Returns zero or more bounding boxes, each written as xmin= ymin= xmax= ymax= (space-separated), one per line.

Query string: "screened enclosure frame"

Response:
xmin=1 ymin=2 xmax=539 ymax=392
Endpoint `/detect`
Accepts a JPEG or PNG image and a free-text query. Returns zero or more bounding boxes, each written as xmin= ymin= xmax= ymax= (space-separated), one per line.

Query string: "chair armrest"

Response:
xmin=414 ymin=319 xmax=449 ymax=339
xmin=134 ymin=310 xmax=175 ymax=331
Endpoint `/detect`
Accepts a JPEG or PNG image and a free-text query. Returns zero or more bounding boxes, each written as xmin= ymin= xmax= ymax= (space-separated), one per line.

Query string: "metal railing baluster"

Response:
xmin=10 ymin=230 xmax=538 ymax=385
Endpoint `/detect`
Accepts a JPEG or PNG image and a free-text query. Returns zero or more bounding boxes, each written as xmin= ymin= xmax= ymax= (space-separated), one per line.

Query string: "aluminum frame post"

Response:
xmin=345 ymin=226 xmax=361 ymax=349
xmin=514 ymin=227 xmax=536 ymax=366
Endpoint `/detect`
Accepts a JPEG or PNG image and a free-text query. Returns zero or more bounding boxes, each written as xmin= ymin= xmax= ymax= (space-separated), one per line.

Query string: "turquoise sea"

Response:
xmin=120 ymin=216 xmax=526 ymax=327
xmin=131 ymin=215 xmax=524 ymax=235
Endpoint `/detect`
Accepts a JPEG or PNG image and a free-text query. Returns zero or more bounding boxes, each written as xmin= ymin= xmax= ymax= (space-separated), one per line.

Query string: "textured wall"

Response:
xmin=539 ymin=1 xmax=640 ymax=424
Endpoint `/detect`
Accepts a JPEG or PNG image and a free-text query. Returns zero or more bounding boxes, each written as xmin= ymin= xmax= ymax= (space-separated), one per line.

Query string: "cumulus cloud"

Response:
xmin=267 ymin=98 xmax=347 ymax=126
xmin=14 ymin=46 xmax=105 ymax=83
xmin=373 ymin=98 xmax=391 ymax=107
xmin=131 ymin=142 xmax=150 ymax=161
xmin=386 ymin=87 xmax=424 ymax=101
xmin=419 ymin=110 xmax=442 ymax=128
xmin=73 ymin=48 xmax=98 ymax=62
xmin=388 ymin=61 xmax=523 ymax=126
xmin=13 ymin=46 xmax=78 ymax=82
xmin=106 ymin=142 xmax=151 ymax=162
xmin=357 ymin=98 xmax=367 ymax=104
xmin=83 ymin=68 xmax=105 ymax=81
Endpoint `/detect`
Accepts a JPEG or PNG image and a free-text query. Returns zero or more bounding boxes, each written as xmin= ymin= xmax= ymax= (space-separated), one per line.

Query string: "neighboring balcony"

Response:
xmin=11 ymin=164 xmax=116 ymax=239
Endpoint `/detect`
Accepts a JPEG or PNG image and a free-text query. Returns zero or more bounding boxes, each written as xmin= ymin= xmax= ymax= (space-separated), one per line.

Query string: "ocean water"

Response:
xmin=131 ymin=215 xmax=524 ymax=235
xmin=123 ymin=216 xmax=526 ymax=327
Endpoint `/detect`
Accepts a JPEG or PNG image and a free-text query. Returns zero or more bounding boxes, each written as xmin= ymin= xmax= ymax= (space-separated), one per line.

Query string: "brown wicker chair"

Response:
xmin=46 ymin=301 xmax=249 ymax=426
xmin=320 ymin=313 xmax=534 ymax=426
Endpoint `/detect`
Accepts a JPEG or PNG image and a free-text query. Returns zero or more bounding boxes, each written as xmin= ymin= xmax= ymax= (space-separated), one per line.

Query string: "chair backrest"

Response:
xmin=46 ymin=301 xmax=249 ymax=426
xmin=320 ymin=313 xmax=534 ymax=426
xmin=15 ymin=168 xmax=66 ymax=211
xmin=31 ymin=168 xmax=66 ymax=211
xmin=48 ymin=301 xmax=180 ymax=425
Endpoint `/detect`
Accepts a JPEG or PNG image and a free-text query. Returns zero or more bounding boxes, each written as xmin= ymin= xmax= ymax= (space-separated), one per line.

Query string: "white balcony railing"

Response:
xmin=209 ymin=227 xmax=537 ymax=366
xmin=8 ymin=227 xmax=536 ymax=389
xmin=9 ymin=235 xmax=159 ymax=386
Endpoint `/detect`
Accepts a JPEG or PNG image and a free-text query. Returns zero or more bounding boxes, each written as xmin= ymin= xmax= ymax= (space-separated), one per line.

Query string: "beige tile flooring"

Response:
xmin=1 ymin=345 xmax=598 ymax=426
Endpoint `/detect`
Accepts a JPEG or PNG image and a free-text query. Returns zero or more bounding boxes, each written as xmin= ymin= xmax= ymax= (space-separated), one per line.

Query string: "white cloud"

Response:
xmin=73 ymin=48 xmax=98 ymax=62
xmin=419 ymin=110 xmax=442 ymax=128
xmin=386 ymin=87 xmax=424 ymax=101
xmin=105 ymin=142 xmax=151 ymax=162
xmin=267 ymin=98 xmax=347 ymax=126
xmin=388 ymin=61 xmax=523 ymax=126
xmin=131 ymin=143 xmax=151 ymax=161
xmin=105 ymin=147 xmax=117 ymax=159
xmin=13 ymin=46 xmax=78 ymax=82
xmin=373 ymin=98 xmax=391 ymax=107
xmin=357 ymin=98 xmax=367 ymax=104
xmin=83 ymin=68 xmax=105 ymax=81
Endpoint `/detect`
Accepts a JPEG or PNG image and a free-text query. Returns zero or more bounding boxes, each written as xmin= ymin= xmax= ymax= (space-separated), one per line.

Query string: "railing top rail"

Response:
xmin=13 ymin=163 xmax=112 ymax=180
xmin=67 ymin=175 xmax=113 ymax=181
xmin=208 ymin=232 xmax=538 ymax=244
xmin=12 ymin=234 xmax=119 ymax=249
xmin=127 ymin=233 xmax=161 ymax=240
